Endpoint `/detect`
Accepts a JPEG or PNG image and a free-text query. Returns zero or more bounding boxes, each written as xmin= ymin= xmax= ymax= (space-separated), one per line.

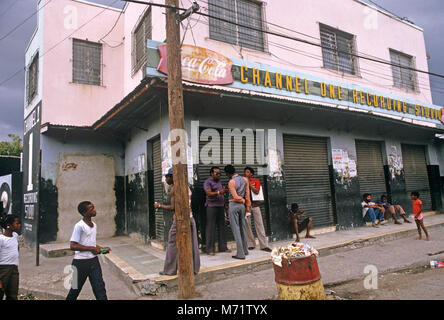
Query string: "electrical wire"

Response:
xmin=193 ymin=15 xmax=444 ymax=95
xmin=0 ymin=0 xmax=53 ymax=42
xmin=190 ymin=2 xmax=444 ymax=80
xmin=1 ymin=0 xmax=120 ymax=87
xmin=0 ymin=1 xmax=17 ymax=19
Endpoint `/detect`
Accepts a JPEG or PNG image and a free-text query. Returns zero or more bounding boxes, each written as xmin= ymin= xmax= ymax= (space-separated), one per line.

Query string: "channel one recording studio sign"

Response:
xmin=22 ymin=103 xmax=41 ymax=245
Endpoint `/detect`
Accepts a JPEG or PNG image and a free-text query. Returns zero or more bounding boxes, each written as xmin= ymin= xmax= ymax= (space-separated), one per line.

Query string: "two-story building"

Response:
xmin=23 ymin=0 xmax=444 ymax=248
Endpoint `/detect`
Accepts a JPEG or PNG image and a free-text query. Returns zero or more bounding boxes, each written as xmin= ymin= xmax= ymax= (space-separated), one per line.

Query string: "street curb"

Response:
xmin=119 ymin=218 xmax=444 ymax=295
xmin=323 ymin=254 xmax=444 ymax=289
xmin=18 ymin=287 xmax=66 ymax=300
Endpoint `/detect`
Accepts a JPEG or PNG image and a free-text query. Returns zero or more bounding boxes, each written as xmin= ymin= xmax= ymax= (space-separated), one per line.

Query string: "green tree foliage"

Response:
xmin=0 ymin=134 xmax=23 ymax=156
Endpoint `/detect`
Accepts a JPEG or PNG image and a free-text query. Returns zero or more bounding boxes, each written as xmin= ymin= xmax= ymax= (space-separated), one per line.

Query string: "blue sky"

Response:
xmin=0 ymin=0 xmax=443 ymax=141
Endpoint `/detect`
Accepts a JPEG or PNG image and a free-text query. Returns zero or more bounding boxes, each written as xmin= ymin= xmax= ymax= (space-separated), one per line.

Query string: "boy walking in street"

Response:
xmin=411 ymin=192 xmax=430 ymax=241
xmin=66 ymin=201 xmax=110 ymax=300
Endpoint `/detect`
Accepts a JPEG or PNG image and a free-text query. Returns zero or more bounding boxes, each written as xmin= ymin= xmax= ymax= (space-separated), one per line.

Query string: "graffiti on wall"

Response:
xmin=388 ymin=145 xmax=403 ymax=180
xmin=332 ymin=149 xmax=357 ymax=179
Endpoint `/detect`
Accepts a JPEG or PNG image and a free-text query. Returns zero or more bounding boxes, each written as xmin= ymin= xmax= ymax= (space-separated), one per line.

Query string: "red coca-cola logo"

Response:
xmin=157 ymin=44 xmax=233 ymax=85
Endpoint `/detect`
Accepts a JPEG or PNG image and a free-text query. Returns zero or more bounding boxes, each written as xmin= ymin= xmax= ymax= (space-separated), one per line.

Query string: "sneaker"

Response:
xmin=372 ymin=223 xmax=379 ymax=228
xmin=261 ymin=248 xmax=272 ymax=252
xmin=248 ymin=247 xmax=255 ymax=250
xmin=380 ymin=220 xmax=388 ymax=225
xmin=208 ymin=252 xmax=215 ymax=256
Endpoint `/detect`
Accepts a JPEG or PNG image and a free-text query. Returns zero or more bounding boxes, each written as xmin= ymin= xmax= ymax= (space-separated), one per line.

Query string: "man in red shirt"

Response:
xmin=244 ymin=167 xmax=272 ymax=252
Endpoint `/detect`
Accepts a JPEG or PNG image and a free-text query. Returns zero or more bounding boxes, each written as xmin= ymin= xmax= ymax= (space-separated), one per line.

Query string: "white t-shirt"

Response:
xmin=70 ymin=220 xmax=97 ymax=260
xmin=0 ymin=232 xmax=19 ymax=266
xmin=361 ymin=201 xmax=375 ymax=217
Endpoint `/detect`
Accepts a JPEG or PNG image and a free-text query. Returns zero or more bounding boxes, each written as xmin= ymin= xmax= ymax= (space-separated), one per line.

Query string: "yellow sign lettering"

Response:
xmin=329 ymin=84 xmax=335 ymax=99
xmin=295 ymin=77 xmax=301 ymax=93
xmin=285 ymin=75 xmax=293 ymax=91
xmin=366 ymin=92 xmax=372 ymax=106
xmin=337 ymin=86 xmax=343 ymax=100
xmin=320 ymin=82 xmax=327 ymax=97
xmin=373 ymin=94 xmax=379 ymax=108
xmin=304 ymin=79 xmax=310 ymax=94
xmin=264 ymin=71 xmax=272 ymax=87
xmin=353 ymin=90 xmax=358 ymax=104
xmin=415 ymin=105 xmax=420 ymax=116
xmin=380 ymin=96 xmax=385 ymax=109
xmin=252 ymin=68 xmax=260 ymax=85
xmin=276 ymin=73 xmax=283 ymax=90
xmin=360 ymin=91 xmax=365 ymax=105
xmin=240 ymin=65 xmax=248 ymax=83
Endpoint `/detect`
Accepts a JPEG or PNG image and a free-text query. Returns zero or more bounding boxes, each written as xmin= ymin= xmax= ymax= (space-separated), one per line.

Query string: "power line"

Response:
xmin=0 ymin=0 xmax=53 ymax=42
xmin=0 ymin=1 xmax=17 ymax=19
xmin=193 ymin=15 xmax=444 ymax=94
xmin=190 ymin=3 xmax=444 ymax=80
xmin=1 ymin=0 xmax=121 ymax=87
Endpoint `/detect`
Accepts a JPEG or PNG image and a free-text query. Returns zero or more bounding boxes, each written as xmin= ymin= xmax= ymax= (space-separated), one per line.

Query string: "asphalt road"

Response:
xmin=330 ymin=265 xmax=444 ymax=300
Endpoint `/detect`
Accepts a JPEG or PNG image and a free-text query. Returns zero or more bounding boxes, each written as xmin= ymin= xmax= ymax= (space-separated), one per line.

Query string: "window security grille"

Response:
xmin=27 ymin=53 xmax=38 ymax=104
xmin=133 ymin=8 xmax=152 ymax=74
xmin=72 ymin=39 xmax=102 ymax=85
xmin=320 ymin=26 xmax=356 ymax=75
xmin=390 ymin=50 xmax=416 ymax=91
xmin=209 ymin=0 xmax=265 ymax=52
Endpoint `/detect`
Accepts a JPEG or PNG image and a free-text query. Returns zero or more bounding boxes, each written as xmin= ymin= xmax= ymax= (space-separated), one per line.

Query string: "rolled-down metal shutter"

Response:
xmin=197 ymin=128 xmax=269 ymax=241
xmin=283 ymin=135 xmax=334 ymax=228
xmin=355 ymin=140 xmax=387 ymax=201
xmin=152 ymin=137 xmax=164 ymax=240
xmin=401 ymin=144 xmax=432 ymax=211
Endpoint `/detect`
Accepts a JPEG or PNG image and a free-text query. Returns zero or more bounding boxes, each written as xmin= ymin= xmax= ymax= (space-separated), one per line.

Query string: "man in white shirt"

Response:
xmin=361 ymin=193 xmax=386 ymax=228
xmin=66 ymin=201 xmax=110 ymax=300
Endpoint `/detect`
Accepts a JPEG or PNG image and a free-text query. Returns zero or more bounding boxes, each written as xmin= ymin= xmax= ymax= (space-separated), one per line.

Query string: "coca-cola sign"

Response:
xmin=157 ymin=44 xmax=234 ymax=85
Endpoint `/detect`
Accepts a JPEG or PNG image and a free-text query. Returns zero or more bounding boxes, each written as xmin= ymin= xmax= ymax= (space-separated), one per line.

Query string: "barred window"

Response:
xmin=209 ymin=0 xmax=265 ymax=52
xmin=390 ymin=50 xmax=416 ymax=91
xmin=320 ymin=25 xmax=356 ymax=75
xmin=132 ymin=8 xmax=152 ymax=74
xmin=26 ymin=53 xmax=38 ymax=104
xmin=72 ymin=39 xmax=102 ymax=85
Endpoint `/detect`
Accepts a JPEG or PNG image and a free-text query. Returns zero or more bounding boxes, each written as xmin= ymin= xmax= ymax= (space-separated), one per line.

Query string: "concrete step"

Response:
xmin=103 ymin=213 xmax=444 ymax=296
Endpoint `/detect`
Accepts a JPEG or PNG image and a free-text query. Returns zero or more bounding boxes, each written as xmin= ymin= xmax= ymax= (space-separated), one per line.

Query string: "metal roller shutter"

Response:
xmin=283 ymin=134 xmax=334 ymax=228
xmin=355 ymin=140 xmax=387 ymax=201
xmin=152 ymin=137 xmax=164 ymax=240
xmin=197 ymin=128 xmax=270 ymax=241
xmin=401 ymin=144 xmax=432 ymax=211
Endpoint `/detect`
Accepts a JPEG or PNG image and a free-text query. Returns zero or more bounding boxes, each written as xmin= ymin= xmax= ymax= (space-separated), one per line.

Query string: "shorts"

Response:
xmin=289 ymin=216 xmax=310 ymax=233
xmin=414 ymin=212 xmax=424 ymax=221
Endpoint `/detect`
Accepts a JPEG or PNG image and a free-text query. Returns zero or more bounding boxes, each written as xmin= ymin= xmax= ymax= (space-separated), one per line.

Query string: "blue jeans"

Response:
xmin=364 ymin=208 xmax=384 ymax=223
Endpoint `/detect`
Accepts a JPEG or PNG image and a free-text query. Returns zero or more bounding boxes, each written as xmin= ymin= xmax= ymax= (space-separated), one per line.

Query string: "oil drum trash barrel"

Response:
xmin=271 ymin=243 xmax=326 ymax=300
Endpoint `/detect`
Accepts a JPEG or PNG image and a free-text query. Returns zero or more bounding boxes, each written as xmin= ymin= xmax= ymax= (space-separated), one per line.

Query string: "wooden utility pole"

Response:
xmin=165 ymin=0 xmax=195 ymax=299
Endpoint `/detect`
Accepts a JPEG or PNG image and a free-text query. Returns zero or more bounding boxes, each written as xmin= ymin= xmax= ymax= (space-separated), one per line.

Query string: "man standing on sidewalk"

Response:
xmin=224 ymin=165 xmax=250 ymax=260
xmin=154 ymin=168 xmax=200 ymax=275
xmin=66 ymin=201 xmax=110 ymax=300
xmin=244 ymin=167 xmax=272 ymax=252
xmin=204 ymin=167 xmax=230 ymax=255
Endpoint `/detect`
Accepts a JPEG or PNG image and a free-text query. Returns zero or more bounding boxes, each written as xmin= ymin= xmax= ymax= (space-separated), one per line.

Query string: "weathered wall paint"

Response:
xmin=427 ymin=165 xmax=443 ymax=211
xmin=56 ymin=154 xmax=117 ymax=242
xmin=126 ymin=171 xmax=149 ymax=242
xmin=39 ymin=178 xmax=58 ymax=243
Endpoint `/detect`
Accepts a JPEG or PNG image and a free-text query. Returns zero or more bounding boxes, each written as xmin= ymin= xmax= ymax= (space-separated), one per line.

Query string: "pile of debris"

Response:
xmin=271 ymin=242 xmax=319 ymax=267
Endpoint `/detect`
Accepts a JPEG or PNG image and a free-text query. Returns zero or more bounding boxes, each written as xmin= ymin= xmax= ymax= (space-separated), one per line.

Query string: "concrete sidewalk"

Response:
xmin=27 ymin=212 xmax=444 ymax=299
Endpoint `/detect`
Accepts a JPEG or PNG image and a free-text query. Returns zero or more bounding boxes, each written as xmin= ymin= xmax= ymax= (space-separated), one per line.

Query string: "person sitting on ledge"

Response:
xmin=378 ymin=195 xmax=412 ymax=224
xmin=288 ymin=203 xmax=316 ymax=242
xmin=361 ymin=193 xmax=386 ymax=228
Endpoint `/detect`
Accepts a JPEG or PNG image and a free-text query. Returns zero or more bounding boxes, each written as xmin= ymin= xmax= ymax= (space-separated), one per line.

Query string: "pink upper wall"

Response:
xmin=42 ymin=0 xmax=124 ymax=126
xmin=39 ymin=0 xmax=434 ymax=127
xmin=176 ymin=0 xmax=433 ymax=103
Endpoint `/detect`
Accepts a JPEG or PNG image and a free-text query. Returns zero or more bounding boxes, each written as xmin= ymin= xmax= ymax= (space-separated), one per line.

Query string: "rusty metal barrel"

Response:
xmin=273 ymin=254 xmax=326 ymax=300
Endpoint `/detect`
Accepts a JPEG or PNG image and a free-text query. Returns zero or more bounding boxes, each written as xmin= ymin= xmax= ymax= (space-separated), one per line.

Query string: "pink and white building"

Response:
xmin=22 ymin=0 xmax=444 ymax=247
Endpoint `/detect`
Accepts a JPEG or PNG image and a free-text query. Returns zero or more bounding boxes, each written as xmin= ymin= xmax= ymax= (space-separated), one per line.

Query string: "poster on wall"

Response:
xmin=0 ymin=175 xmax=12 ymax=216
xmin=22 ymin=103 xmax=41 ymax=245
